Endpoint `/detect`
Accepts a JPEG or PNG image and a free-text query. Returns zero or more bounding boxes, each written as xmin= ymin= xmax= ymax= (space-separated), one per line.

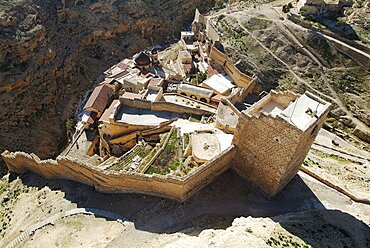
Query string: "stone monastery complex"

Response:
xmin=2 ymin=10 xmax=331 ymax=201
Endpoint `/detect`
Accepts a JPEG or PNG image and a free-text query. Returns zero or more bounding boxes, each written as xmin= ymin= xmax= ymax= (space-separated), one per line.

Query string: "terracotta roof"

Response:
xmin=208 ymin=68 xmax=220 ymax=77
xmin=84 ymin=85 xmax=114 ymax=113
xmin=88 ymin=111 xmax=98 ymax=123
xmin=99 ymin=100 xmax=119 ymax=123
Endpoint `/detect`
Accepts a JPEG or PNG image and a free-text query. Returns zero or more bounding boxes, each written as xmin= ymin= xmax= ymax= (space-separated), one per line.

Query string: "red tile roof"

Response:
xmin=84 ymin=85 xmax=114 ymax=113
xmin=99 ymin=99 xmax=119 ymax=123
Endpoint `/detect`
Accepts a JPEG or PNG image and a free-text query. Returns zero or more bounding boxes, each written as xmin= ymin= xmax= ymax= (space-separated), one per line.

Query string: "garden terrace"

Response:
xmin=107 ymin=144 xmax=153 ymax=172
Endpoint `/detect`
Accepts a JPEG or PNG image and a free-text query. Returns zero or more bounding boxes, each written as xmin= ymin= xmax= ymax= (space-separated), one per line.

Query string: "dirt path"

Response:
xmin=232 ymin=15 xmax=335 ymax=103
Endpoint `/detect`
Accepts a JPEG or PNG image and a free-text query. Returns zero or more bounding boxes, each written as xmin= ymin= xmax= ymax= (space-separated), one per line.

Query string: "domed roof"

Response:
xmin=134 ymin=52 xmax=151 ymax=66
xmin=151 ymin=47 xmax=158 ymax=54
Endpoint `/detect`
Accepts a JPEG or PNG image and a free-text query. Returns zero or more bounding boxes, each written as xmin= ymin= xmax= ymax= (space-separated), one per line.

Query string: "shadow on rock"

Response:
xmin=273 ymin=209 xmax=370 ymax=247
xmin=13 ymin=169 xmax=327 ymax=234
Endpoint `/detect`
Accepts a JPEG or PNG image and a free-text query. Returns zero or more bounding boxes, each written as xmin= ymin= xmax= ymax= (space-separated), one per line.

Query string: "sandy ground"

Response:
xmin=0 ymin=162 xmax=369 ymax=248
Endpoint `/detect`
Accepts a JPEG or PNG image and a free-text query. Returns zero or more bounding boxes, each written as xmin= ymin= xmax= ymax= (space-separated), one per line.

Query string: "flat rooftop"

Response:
xmin=281 ymin=93 xmax=330 ymax=131
xmin=247 ymin=91 xmax=330 ymax=131
xmin=115 ymin=105 xmax=181 ymax=126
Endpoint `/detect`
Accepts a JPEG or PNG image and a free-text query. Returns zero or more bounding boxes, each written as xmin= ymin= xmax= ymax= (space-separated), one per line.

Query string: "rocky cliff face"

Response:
xmin=0 ymin=0 xmax=214 ymax=167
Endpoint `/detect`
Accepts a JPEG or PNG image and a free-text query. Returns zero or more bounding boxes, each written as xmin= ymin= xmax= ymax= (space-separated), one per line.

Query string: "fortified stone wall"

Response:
xmin=232 ymin=99 xmax=330 ymax=198
xmin=2 ymin=146 xmax=235 ymax=202
xmin=206 ymin=21 xmax=220 ymax=43
xmin=209 ymin=46 xmax=255 ymax=90
xmin=232 ymin=113 xmax=303 ymax=197
xmin=194 ymin=9 xmax=207 ymax=26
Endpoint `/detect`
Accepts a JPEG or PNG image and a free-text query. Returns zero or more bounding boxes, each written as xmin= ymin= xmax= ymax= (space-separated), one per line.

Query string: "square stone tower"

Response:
xmin=232 ymin=91 xmax=331 ymax=198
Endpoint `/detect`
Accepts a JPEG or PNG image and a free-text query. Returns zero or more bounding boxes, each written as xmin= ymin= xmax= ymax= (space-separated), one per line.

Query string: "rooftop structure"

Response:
xmin=99 ymin=99 xmax=120 ymax=124
xmin=120 ymin=92 xmax=144 ymax=100
xmin=162 ymin=93 xmax=217 ymax=114
xmin=191 ymin=132 xmax=221 ymax=163
xmin=215 ymin=101 xmax=239 ymax=133
xmin=181 ymin=31 xmax=197 ymax=52
xmin=115 ymin=106 xmax=180 ymax=126
xmin=116 ymin=74 xmax=150 ymax=93
xmin=148 ymin=77 xmax=164 ymax=87
xmin=143 ymin=86 xmax=163 ymax=102
xmin=178 ymin=50 xmax=192 ymax=64
xmin=104 ymin=62 xmax=130 ymax=79
xmin=201 ymin=74 xmax=235 ymax=95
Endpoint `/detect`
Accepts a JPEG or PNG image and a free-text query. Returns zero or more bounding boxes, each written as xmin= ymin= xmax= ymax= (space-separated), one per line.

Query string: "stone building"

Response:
xmin=201 ymin=73 xmax=235 ymax=96
xmin=177 ymin=83 xmax=214 ymax=103
xmin=116 ymin=74 xmax=150 ymax=93
xmin=177 ymin=50 xmax=194 ymax=78
xmin=181 ymin=31 xmax=198 ymax=52
xmin=232 ymin=91 xmax=331 ymax=198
